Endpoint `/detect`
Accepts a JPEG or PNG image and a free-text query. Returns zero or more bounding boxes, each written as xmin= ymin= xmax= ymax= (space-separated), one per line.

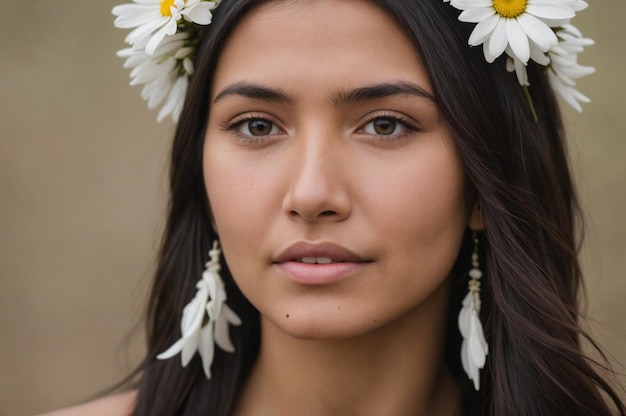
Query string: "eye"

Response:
xmin=236 ymin=118 xmax=282 ymax=137
xmin=359 ymin=114 xmax=418 ymax=140
xmin=363 ymin=117 xmax=403 ymax=136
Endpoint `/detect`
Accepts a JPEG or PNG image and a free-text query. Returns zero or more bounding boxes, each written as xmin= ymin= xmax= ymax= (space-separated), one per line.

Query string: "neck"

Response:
xmin=234 ymin=283 xmax=461 ymax=416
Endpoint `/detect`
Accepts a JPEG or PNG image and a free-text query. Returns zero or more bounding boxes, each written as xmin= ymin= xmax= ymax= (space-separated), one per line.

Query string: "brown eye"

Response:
xmin=246 ymin=119 xmax=274 ymax=136
xmin=362 ymin=116 xmax=406 ymax=137
xmin=227 ymin=115 xmax=285 ymax=144
xmin=372 ymin=118 xmax=396 ymax=135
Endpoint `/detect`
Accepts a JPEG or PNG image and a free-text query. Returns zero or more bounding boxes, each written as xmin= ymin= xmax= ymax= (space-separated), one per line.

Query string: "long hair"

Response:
xmin=127 ymin=0 xmax=626 ymax=414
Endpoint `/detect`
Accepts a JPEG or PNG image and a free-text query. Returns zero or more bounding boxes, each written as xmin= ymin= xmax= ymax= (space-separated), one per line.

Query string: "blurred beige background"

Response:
xmin=0 ymin=1 xmax=624 ymax=414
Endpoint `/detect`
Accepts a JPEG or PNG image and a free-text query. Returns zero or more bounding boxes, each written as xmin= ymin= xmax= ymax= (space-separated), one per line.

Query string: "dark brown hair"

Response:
xmin=124 ymin=0 xmax=625 ymax=414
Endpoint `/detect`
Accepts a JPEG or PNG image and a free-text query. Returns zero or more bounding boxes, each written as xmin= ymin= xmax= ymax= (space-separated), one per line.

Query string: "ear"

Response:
xmin=468 ymin=200 xmax=485 ymax=231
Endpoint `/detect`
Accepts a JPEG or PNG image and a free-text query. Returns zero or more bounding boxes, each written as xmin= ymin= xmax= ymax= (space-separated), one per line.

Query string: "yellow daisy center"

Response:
xmin=160 ymin=0 xmax=185 ymax=17
xmin=493 ymin=0 xmax=527 ymax=18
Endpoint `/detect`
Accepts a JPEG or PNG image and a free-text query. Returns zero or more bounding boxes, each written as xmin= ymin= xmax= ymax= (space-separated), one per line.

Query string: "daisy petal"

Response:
xmin=182 ymin=3 xmax=215 ymax=24
xmin=526 ymin=3 xmax=575 ymax=20
xmin=452 ymin=0 xmax=493 ymax=8
xmin=486 ymin=20 xmax=508 ymax=62
xmin=469 ymin=14 xmax=500 ymax=46
xmin=516 ymin=13 xmax=558 ymax=51
xmin=506 ymin=18 xmax=530 ymax=63
xmin=459 ymin=7 xmax=495 ymax=23
xmin=112 ymin=5 xmax=160 ymax=28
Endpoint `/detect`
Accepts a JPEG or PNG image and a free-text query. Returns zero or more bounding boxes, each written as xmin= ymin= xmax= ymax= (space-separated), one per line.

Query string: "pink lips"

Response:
xmin=273 ymin=242 xmax=372 ymax=285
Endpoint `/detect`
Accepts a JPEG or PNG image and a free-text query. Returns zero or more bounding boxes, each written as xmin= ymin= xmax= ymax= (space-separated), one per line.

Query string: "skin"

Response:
xmin=204 ymin=0 xmax=483 ymax=415
xmin=46 ymin=1 xmax=482 ymax=415
xmin=37 ymin=391 xmax=136 ymax=416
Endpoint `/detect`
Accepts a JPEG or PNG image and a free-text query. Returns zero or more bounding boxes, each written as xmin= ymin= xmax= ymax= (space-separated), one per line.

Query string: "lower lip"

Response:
xmin=275 ymin=261 xmax=370 ymax=285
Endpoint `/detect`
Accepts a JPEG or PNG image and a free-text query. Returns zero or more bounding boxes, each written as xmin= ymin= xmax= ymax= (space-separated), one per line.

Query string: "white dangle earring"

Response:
xmin=157 ymin=240 xmax=242 ymax=379
xmin=458 ymin=232 xmax=489 ymax=391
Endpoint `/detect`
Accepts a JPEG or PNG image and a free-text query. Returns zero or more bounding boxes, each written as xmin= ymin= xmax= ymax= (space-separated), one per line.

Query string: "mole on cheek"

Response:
xmin=285 ymin=313 xmax=290 ymax=318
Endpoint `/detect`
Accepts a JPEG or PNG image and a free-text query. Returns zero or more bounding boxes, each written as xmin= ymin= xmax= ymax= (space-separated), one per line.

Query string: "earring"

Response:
xmin=157 ymin=240 xmax=242 ymax=379
xmin=458 ymin=232 xmax=489 ymax=391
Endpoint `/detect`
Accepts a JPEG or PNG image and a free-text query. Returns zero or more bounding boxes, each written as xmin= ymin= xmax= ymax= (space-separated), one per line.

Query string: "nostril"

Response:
xmin=289 ymin=209 xmax=337 ymax=219
xmin=289 ymin=210 xmax=335 ymax=217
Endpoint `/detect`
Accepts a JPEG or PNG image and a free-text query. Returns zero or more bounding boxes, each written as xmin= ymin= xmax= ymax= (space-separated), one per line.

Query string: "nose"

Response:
xmin=282 ymin=134 xmax=351 ymax=223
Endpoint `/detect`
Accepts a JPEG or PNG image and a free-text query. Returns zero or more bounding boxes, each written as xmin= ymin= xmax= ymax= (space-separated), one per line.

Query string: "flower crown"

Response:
xmin=112 ymin=0 xmax=222 ymax=122
xmin=113 ymin=0 xmax=594 ymax=123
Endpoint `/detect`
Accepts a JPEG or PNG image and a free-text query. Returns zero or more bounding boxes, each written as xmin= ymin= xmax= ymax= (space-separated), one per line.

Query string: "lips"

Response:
xmin=273 ymin=242 xmax=369 ymax=264
xmin=273 ymin=242 xmax=372 ymax=285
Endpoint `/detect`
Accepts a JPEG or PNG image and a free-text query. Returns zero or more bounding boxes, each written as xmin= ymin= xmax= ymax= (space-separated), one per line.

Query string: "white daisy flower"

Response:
xmin=547 ymin=24 xmax=595 ymax=111
xmin=449 ymin=0 xmax=577 ymax=64
xmin=113 ymin=0 xmax=217 ymax=55
xmin=503 ymin=23 xmax=594 ymax=112
xmin=117 ymin=32 xmax=195 ymax=122
xmin=157 ymin=243 xmax=241 ymax=379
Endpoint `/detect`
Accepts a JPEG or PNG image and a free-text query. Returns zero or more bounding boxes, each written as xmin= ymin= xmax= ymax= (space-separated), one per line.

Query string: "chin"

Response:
xmin=263 ymin=306 xmax=390 ymax=342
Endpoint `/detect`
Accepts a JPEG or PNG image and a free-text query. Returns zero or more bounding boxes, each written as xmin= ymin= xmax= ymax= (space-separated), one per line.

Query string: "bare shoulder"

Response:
xmin=38 ymin=391 xmax=137 ymax=416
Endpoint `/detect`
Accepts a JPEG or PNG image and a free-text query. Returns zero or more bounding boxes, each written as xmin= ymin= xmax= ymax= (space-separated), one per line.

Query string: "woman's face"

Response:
xmin=204 ymin=0 xmax=475 ymax=340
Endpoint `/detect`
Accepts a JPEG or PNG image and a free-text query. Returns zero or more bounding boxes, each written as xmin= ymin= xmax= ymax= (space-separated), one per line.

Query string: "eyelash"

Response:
xmin=221 ymin=111 xmax=420 ymax=144
xmin=358 ymin=112 xmax=420 ymax=140
xmin=222 ymin=113 xmax=285 ymax=144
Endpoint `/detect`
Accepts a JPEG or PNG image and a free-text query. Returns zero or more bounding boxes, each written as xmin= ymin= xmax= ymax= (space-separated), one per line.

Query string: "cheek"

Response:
xmin=203 ymin=144 xmax=279 ymax=281
xmin=366 ymin=141 xmax=467 ymax=235
xmin=204 ymin=146 xmax=268 ymax=235
xmin=367 ymin=147 xmax=468 ymax=282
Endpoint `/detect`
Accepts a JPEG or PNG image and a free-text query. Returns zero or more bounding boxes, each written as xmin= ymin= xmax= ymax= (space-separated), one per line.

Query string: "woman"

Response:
xmin=47 ymin=0 xmax=625 ymax=414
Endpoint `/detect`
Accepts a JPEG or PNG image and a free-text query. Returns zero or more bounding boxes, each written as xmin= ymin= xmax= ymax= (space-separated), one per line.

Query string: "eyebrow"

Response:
xmin=213 ymin=82 xmax=295 ymax=104
xmin=331 ymin=81 xmax=436 ymax=106
xmin=212 ymin=80 xmax=436 ymax=106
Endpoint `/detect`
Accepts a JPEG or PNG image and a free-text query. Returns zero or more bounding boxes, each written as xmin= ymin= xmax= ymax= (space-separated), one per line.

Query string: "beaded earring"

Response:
xmin=458 ymin=232 xmax=489 ymax=391
xmin=157 ymin=240 xmax=241 ymax=379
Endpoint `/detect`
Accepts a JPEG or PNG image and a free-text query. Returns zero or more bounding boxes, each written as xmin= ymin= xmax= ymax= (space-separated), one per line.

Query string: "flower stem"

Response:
xmin=523 ymin=85 xmax=538 ymax=122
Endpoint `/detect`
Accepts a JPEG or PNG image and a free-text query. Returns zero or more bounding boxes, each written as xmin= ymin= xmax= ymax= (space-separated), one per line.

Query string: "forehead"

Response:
xmin=211 ymin=0 xmax=431 ymax=98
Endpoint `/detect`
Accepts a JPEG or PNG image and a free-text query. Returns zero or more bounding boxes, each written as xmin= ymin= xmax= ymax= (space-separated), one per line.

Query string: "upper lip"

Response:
xmin=273 ymin=242 xmax=370 ymax=264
